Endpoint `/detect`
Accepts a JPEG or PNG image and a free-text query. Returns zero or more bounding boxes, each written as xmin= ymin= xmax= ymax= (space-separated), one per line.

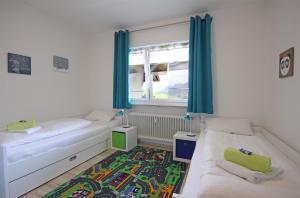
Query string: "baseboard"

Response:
xmin=138 ymin=135 xmax=173 ymax=150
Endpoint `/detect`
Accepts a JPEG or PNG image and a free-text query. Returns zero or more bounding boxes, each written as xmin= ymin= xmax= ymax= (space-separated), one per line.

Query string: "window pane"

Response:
xmin=129 ymin=49 xmax=146 ymax=100
xmin=150 ymin=43 xmax=189 ymax=100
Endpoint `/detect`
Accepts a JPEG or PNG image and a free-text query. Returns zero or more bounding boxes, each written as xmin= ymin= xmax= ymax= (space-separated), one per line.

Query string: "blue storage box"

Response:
xmin=175 ymin=139 xmax=196 ymax=160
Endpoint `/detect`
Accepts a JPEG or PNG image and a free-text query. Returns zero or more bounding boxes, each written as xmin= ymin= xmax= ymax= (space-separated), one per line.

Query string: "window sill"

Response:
xmin=131 ymin=100 xmax=187 ymax=107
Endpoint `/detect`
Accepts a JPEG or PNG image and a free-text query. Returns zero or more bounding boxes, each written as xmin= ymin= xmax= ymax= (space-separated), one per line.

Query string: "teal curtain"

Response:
xmin=187 ymin=15 xmax=213 ymax=114
xmin=113 ymin=30 xmax=131 ymax=109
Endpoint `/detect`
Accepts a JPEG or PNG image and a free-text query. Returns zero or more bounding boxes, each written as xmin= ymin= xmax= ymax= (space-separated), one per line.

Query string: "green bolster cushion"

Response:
xmin=224 ymin=147 xmax=272 ymax=174
xmin=6 ymin=119 xmax=36 ymax=131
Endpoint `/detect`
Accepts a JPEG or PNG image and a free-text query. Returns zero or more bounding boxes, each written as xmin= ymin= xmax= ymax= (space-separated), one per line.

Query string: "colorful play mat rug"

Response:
xmin=44 ymin=146 xmax=187 ymax=198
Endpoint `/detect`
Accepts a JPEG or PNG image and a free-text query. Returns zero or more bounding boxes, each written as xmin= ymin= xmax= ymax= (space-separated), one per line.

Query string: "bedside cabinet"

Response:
xmin=111 ymin=126 xmax=137 ymax=152
xmin=173 ymin=131 xmax=200 ymax=163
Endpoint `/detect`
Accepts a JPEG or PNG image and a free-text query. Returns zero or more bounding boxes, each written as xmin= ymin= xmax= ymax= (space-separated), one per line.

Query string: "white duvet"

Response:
xmin=6 ymin=119 xmax=121 ymax=164
xmin=182 ymin=130 xmax=300 ymax=198
xmin=0 ymin=118 xmax=91 ymax=147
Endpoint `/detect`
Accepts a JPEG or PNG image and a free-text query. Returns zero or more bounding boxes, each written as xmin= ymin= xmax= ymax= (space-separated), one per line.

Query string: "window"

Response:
xmin=129 ymin=42 xmax=189 ymax=106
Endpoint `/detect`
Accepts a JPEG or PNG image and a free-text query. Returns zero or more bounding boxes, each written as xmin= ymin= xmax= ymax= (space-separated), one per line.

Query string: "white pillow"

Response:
xmin=85 ymin=110 xmax=115 ymax=122
xmin=205 ymin=117 xmax=253 ymax=135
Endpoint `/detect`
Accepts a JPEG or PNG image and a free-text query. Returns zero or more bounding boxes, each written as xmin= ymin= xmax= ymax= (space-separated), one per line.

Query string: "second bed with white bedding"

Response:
xmin=5 ymin=119 xmax=120 ymax=164
xmin=0 ymin=117 xmax=121 ymax=198
xmin=181 ymin=128 xmax=300 ymax=198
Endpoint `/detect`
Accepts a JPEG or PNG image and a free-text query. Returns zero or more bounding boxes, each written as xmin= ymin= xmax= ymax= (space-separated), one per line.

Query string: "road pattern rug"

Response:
xmin=44 ymin=146 xmax=187 ymax=198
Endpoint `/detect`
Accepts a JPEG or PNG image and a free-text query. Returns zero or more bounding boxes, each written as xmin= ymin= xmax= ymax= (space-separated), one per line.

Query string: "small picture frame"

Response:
xmin=279 ymin=47 xmax=294 ymax=78
xmin=7 ymin=53 xmax=31 ymax=75
xmin=53 ymin=56 xmax=69 ymax=73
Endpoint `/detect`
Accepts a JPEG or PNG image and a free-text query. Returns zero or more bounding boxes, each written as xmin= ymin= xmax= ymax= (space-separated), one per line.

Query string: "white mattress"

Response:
xmin=7 ymin=119 xmax=121 ymax=164
xmin=181 ymin=129 xmax=300 ymax=198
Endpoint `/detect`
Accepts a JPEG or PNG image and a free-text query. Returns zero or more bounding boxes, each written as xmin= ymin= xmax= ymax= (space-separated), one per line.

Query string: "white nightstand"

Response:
xmin=173 ymin=131 xmax=200 ymax=163
xmin=111 ymin=126 xmax=137 ymax=152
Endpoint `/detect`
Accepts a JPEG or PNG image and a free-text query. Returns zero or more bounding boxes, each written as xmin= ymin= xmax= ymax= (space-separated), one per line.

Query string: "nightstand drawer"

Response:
xmin=175 ymin=139 xmax=196 ymax=160
xmin=112 ymin=131 xmax=126 ymax=149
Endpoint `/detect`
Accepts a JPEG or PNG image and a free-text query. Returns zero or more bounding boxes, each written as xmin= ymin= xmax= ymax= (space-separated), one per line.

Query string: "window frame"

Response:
xmin=129 ymin=41 xmax=189 ymax=107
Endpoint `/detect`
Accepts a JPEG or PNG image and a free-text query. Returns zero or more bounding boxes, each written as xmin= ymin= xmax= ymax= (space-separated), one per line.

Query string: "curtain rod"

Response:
xmin=129 ymin=20 xmax=190 ymax=33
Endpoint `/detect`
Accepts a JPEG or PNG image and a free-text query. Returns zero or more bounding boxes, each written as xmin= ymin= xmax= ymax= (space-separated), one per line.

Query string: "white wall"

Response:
xmin=211 ymin=2 xmax=266 ymax=125
xmin=0 ymin=1 xmax=90 ymax=126
xmin=88 ymin=2 xmax=266 ymax=125
xmin=89 ymin=31 xmax=115 ymax=111
xmin=263 ymin=0 xmax=300 ymax=153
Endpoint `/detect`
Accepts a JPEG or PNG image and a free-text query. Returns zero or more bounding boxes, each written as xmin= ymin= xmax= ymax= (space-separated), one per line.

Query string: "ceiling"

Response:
xmin=22 ymin=0 xmax=257 ymax=33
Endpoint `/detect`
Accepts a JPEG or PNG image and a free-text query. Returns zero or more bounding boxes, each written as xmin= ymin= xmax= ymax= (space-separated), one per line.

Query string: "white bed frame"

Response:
xmin=180 ymin=126 xmax=300 ymax=198
xmin=0 ymin=130 xmax=112 ymax=198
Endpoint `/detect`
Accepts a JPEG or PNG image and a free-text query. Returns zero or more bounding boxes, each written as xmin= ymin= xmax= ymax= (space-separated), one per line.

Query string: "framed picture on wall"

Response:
xmin=7 ymin=53 xmax=31 ymax=75
xmin=279 ymin=47 xmax=294 ymax=78
xmin=53 ymin=55 xmax=69 ymax=73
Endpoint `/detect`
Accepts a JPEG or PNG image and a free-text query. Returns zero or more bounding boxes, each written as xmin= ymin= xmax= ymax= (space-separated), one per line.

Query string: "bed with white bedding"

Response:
xmin=181 ymin=128 xmax=300 ymax=198
xmin=6 ymin=119 xmax=120 ymax=164
xmin=0 ymin=117 xmax=121 ymax=198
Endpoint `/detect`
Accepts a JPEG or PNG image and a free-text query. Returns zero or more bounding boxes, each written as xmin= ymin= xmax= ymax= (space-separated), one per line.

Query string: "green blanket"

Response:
xmin=6 ymin=119 xmax=36 ymax=131
xmin=224 ymin=147 xmax=271 ymax=174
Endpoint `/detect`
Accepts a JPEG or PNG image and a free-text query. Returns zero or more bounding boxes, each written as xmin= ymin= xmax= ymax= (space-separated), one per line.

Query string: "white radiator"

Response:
xmin=127 ymin=112 xmax=190 ymax=141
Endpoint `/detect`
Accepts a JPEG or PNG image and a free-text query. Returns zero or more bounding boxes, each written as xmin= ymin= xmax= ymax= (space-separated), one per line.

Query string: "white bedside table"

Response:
xmin=111 ymin=126 xmax=137 ymax=152
xmin=173 ymin=131 xmax=200 ymax=163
